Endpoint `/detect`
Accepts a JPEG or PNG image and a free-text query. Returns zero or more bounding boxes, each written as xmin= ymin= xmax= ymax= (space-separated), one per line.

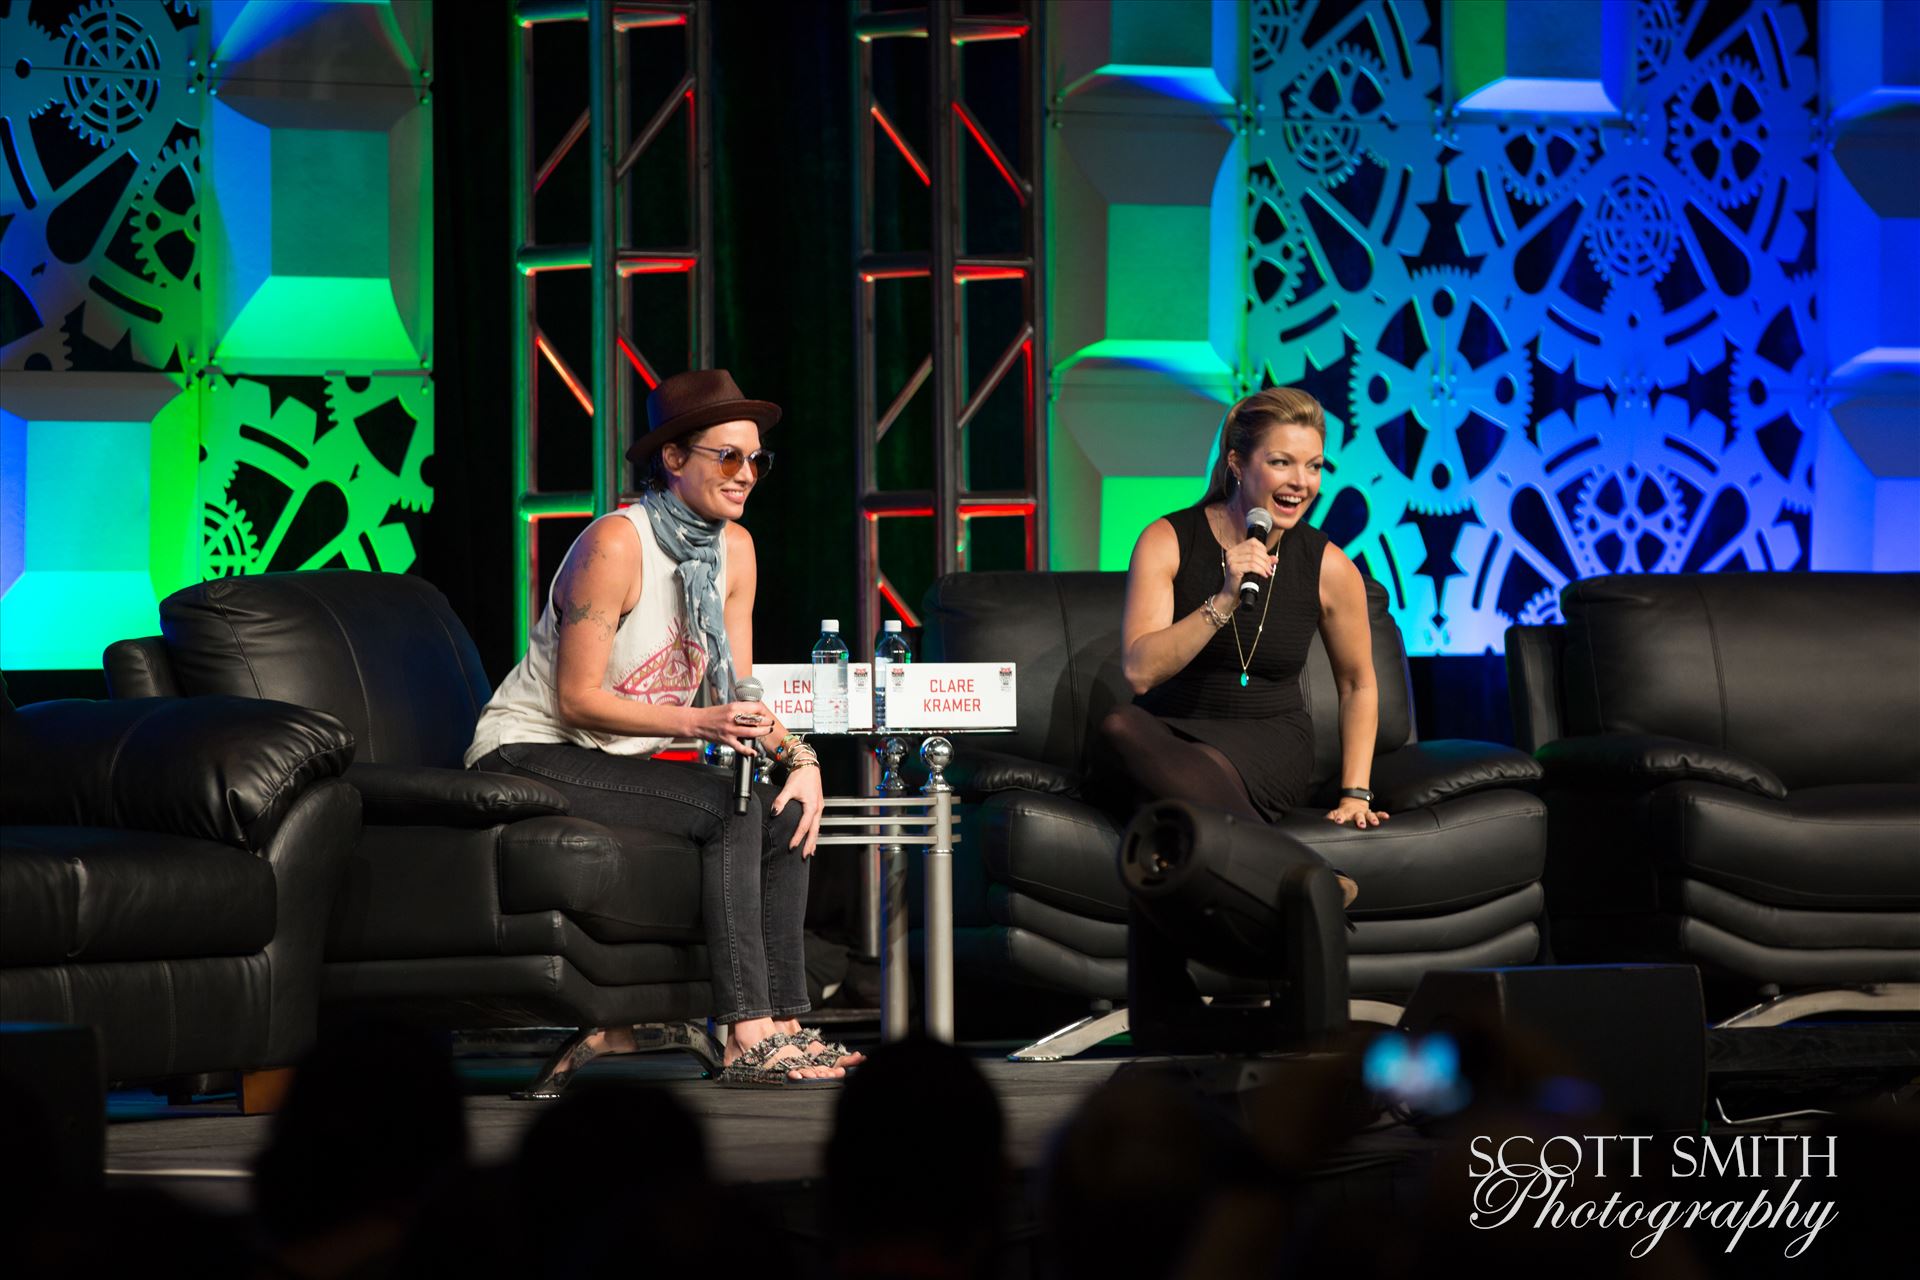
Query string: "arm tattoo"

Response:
xmin=557 ymin=597 xmax=616 ymax=641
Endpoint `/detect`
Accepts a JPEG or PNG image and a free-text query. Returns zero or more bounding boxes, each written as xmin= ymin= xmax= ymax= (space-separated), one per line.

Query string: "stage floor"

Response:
xmin=103 ymin=1046 xmax=1142 ymax=1214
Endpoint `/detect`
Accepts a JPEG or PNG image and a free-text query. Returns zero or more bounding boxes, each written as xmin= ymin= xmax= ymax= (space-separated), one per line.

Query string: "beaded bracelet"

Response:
xmin=1200 ymin=596 xmax=1232 ymax=629
xmin=771 ymin=732 xmax=804 ymax=764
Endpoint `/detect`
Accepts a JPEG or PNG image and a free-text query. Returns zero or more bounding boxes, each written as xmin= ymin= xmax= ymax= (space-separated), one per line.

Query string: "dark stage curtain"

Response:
xmin=427 ymin=2 xmax=516 ymax=682
xmin=427 ymin=1 xmax=867 ymax=684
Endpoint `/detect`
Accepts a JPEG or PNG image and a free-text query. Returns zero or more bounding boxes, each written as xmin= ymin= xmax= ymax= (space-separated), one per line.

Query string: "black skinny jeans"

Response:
xmin=474 ymin=744 xmax=809 ymax=1024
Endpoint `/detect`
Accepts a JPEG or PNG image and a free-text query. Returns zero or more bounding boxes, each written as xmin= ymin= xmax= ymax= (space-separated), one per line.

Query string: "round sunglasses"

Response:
xmin=684 ymin=443 xmax=775 ymax=478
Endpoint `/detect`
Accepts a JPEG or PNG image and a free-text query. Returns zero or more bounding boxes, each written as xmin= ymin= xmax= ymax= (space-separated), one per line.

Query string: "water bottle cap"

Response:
xmin=884 ymin=620 xmax=902 ymax=632
xmin=821 ymin=619 xmax=839 ymax=632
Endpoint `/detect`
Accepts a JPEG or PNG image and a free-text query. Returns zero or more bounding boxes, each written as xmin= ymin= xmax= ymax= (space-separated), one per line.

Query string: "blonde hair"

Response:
xmin=1199 ymin=387 xmax=1327 ymax=506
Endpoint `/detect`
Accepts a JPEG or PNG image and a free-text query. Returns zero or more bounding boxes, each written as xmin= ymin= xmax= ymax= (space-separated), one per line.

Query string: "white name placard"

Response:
xmin=749 ymin=663 xmax=874 ymax=732
xmin=882 ymin=662 xmax=1017 ymax=730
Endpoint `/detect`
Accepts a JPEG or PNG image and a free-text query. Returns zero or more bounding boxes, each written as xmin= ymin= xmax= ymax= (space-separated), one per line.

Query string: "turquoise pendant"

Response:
xmin=1239 ymin=672 xmax=1250 ymax=688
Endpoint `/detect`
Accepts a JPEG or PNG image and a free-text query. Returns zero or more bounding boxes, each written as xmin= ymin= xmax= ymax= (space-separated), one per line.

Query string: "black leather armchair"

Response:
xmin=1 ymin=688 xmax=359 ymax=1083
xmin=920 ymin=571 xmax=1548 ymax=1056
xmin=1506 ymin=573 xmax=1920 ymax=1023
xmin=106 ymin=571 xmax=719 ymax=1092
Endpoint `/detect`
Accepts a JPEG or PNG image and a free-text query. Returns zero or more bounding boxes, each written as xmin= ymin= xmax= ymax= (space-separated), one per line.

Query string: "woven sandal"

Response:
xmin=711 ymin=1032 xmax=841 ymax=1089
xmin=786 ymin=1027 xmax=861 ymax=1069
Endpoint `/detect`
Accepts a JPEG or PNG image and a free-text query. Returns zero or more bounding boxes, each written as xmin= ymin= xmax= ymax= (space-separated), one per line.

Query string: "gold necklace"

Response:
xmin=1218 ymin=546 xmax=1276 ymax=688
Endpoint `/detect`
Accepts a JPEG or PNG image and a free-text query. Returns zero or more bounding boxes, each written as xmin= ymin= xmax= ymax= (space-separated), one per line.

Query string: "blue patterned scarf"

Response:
xmin=640 ymin=489 xmax=737 ymax=702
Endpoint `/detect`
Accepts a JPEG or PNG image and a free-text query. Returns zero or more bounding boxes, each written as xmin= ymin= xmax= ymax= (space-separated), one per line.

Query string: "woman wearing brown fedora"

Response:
xmin=466 ymin=370 xmax=861 ymax=1087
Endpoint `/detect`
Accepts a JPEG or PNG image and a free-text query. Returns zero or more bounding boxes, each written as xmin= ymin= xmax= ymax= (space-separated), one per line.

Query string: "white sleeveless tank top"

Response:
xmin=464 ymin=504 xmax=726 ymax=765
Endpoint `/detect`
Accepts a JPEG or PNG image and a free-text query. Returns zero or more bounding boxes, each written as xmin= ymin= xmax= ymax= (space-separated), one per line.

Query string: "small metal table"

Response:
xmin=813 ymin=735 xmax=960 ymax=1042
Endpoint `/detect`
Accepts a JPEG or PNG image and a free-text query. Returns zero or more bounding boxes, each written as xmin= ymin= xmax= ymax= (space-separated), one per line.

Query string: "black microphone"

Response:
xmin=733 ymin=677 xmax=763 ymax=815
xmin=1238 ymin=506 xmax=1274 ymax=607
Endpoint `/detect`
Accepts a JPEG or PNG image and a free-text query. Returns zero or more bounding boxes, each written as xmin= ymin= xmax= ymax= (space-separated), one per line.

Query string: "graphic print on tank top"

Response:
xmin=612 ymin=616 xmax=708 ymax=705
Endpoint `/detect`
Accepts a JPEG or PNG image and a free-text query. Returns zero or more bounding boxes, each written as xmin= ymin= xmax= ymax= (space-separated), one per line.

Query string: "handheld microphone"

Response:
xmin=1238 ymin=506 xmax=1275 ymax=607
xmin=733 ymin=677 xmax=763 ymax=815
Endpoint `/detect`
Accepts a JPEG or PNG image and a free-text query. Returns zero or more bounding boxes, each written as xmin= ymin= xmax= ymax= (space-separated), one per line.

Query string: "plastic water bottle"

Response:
xmin=811 ymin=619 xmax=850 ymax=733
xmin=873 ymin=620 xmax=912 ymax=729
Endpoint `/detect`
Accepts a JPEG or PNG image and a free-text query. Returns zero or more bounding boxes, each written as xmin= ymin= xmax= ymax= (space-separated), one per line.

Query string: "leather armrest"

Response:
xmin=945 ymin=746 xmax=1081 ymax=798
xmin=104 ymin=636 xmax=182 ymax=698
xmin=1536 ymin=733 xmax=1788 ymax=801
xmin=347 ymin=763 xmax=569 ymax=827
xmin=0 ymin=696 xmax=355 ymax=851
xmin=1367 ymin=740 xmax=1546 ymax=811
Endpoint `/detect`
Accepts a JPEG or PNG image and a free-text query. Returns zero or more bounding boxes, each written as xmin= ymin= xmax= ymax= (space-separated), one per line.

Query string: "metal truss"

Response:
xmin=510 ymin=0 xmax=715 ymax=649
xmin=851 ymin=1 xmax=1047 ymax=641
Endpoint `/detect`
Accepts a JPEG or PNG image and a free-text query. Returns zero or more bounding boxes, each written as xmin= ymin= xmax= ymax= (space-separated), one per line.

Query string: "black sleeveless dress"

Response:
xmin=1135 ymin=503 xmax=1327 ymax=821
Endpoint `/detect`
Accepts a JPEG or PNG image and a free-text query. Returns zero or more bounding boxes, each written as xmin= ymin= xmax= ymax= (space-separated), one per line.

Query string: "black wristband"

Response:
xmin=1340 ymin=787 xmax=1375 ymax=804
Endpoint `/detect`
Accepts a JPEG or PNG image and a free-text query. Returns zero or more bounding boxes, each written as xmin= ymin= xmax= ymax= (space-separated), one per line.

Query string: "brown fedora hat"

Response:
xmin=626 ymin=369 xmax=782 ymax=463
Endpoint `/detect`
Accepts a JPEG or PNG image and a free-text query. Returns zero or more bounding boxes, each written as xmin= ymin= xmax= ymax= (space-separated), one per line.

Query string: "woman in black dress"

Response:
xmin=1102 ymin=387 xmax=1386 ymax=906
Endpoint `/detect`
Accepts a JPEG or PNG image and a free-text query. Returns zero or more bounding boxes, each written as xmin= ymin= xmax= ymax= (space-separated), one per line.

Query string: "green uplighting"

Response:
xmin=1107 ymin=204 xmax=1212 ymax=340
xmin=1099 ymin=474 xmax=1208 ymax=571
xmin=215 ymin=277 xmax=419 ymax=367
xmin=1447 ymin=0 xmax=1509 ymax=103
xmin=272 ymin=129 xmax=391 ymax=276
xmin=1053 ymin=340 xmax=1235 ymax=379
xmin=0 ymin=419 xmax=161 ymax=669
xmin=1 ymin=572 xmax=164 ymax=670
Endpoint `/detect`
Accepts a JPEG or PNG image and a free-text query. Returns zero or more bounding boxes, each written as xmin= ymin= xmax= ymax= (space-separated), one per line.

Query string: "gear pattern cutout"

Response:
xmin=200 ymin=376 xmax=434 ymax=579
xmin=1667 ymin=55 xmax=1777 ymax=210
xmin=58 ymin=0 xmax=167 ymax=148
xmin=202 ymin=496 xmax=262 ymax=579
xmin=1247 ymin=0 xmax=1442 ymax=386
xmin=1244 ymin=0 xmax=1822 ymax=653
xmin=1276 ymin=44 xmax=1395 ymax=189
xmin=1587 ymin=174 xmax=1677 ymax=282
xmin=129 ymin=138 xmax=200 ymax=292
xmin=1495 ymin=121 xmax=1603 ymax=207
xmin=4 ymin=1 xmax=437 ymax=634
xmin=1 ymin=0 xmax=200 ymax=372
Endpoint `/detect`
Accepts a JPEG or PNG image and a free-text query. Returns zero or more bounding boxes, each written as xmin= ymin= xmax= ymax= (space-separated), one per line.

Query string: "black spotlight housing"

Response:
xmin=1120 ymin=801 xmax=1348 ymax=1053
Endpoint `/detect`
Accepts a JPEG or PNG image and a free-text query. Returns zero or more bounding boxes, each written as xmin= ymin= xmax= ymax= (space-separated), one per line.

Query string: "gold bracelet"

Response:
xmin=1200 ymin=597 xmax=1231 ymax=629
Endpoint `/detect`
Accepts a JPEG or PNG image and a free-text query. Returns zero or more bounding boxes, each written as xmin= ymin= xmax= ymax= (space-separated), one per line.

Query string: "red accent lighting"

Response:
xmin=617 ymin=335 xmax=660 ymax=389
xmin=536 ymin=335 xmax=595 ymax=416
xmin=953 ymin=102 xmax=1026 ymax=206
xmin=618 ymin=256 xmax=698 ymax=276
xmin=877 ymin=578 xmax=922 ymax=628
xmin=955 ymin=265 xmax=1027 ymax=282
xmin=871 ymin=103 xmax=932 ymax=187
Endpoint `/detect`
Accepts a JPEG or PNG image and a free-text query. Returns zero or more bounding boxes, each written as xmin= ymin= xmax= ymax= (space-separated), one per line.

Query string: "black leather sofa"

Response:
xmin=107 ymin=571 xmax=720 ymax=1092
xmin=1506 ymin=573 xmax=1920 ymax=1023
xmin=1 ymin=686 xmax=360 ymax=1083
xmin=920 ymin=571 xmax=1548 ymax=1053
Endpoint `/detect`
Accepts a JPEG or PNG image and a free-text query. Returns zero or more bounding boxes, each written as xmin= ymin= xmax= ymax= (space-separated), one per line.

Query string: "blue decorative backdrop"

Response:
xmin=1245 ymin=0 xmax=1835 ymax=653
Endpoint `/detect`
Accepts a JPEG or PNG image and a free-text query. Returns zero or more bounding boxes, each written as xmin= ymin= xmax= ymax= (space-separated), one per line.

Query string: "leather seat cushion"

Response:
xmin=326 ymin=819 xmax=704 ymax=960
xmin=1676 ymin=917 xmax=1920 ymax=985
xmin=0 ymin=827 xmax=274 ymax=964
xmin=1677 ymin=879 xmax=1920 ymax=950
xmin=974 ymin=791 xmax=1127 ymax=921
xmin=499 ymin=819 xmax=704 ymax=944
xmin=985 ymin=881 xmax=1546 ymax=963
xmin=973 ymin=788 xmax=1545 ymax=923
xmin=1651 ymin=782 xmax=1920 ymax=909
xmin=1271 ymin=789 xmax=1548 ymax=915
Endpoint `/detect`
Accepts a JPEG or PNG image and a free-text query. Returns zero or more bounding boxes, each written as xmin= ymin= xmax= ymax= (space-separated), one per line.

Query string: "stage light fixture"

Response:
xmin=1120 ymin=801 xmax=1348 ymax=1053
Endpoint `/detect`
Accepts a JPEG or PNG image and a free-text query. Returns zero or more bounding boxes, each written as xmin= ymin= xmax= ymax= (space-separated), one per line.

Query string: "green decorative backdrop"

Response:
xmin=1046 ymin=0 xmax=1918 ymax=656
xmin=2 ymin=0 xmax=434 ymax=669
